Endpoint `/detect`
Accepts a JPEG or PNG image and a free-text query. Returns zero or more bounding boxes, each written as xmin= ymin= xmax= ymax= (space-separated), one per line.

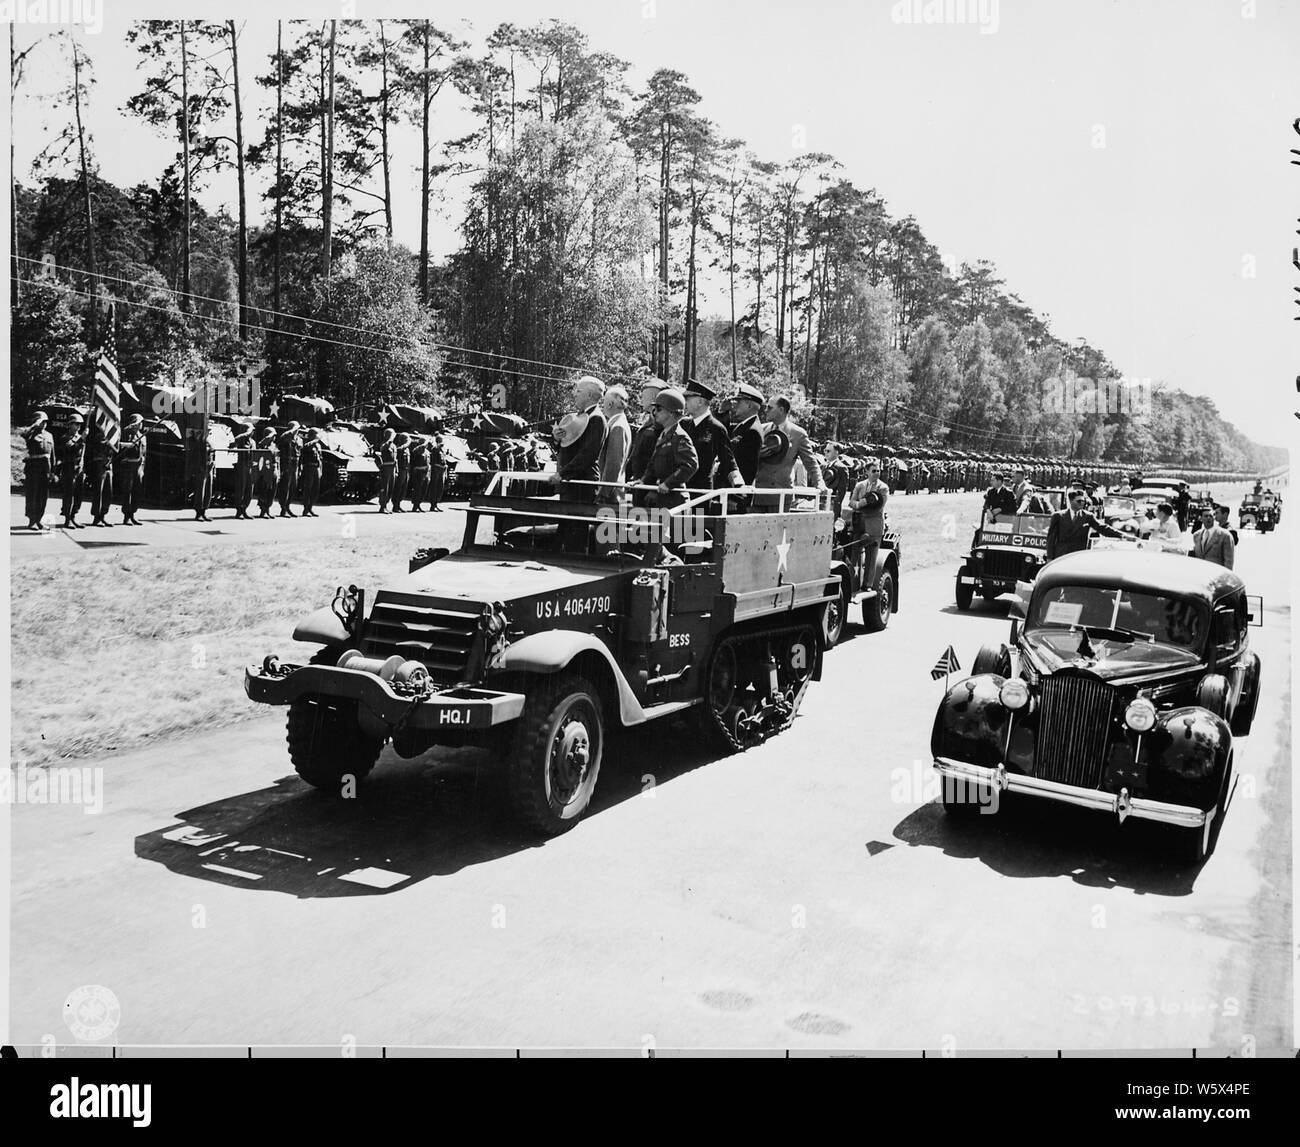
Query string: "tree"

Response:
xmin=951 ymin=319 xmax=1006 ymax=446
xmin=905 ymin=316 xmax=959 ymax=445
xmin=9 ymin=280 xmax=89 ymax=415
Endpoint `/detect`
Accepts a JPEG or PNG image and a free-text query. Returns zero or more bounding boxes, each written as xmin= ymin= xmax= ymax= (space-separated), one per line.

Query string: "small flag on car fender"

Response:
xmin=930 ymin=646 xmax=960 ymax=680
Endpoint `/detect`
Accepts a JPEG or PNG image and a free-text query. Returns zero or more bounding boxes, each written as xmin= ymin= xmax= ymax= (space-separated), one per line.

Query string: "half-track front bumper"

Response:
xmin=244 ymin=663 xmax=525 ymax=730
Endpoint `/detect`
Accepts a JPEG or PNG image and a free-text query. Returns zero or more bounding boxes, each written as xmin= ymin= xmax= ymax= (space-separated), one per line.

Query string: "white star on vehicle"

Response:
xmin=470 ymin=414 xmax=485 ymax=430
xmin=776 ymin=529 xmax=791 ymax=577
xmin=269 ymin=399 xmax=280 ymax=418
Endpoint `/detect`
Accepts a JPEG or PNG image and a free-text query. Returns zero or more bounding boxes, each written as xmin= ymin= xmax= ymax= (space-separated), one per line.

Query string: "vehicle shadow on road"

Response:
xmin=890 ymin=797 xmax=1206 ymax=896
xmin=134 ymin=725 xmax=717 ymax=897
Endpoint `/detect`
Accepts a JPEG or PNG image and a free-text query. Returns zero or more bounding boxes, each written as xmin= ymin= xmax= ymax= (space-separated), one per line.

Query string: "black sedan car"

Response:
xmin=932 ymin=550 xmax=1262 ymax=863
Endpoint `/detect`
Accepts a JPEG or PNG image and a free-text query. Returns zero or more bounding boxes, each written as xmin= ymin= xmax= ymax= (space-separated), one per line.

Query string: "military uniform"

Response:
xmin=276 ymin=426 xmax=302 ymax=516
xmin=408 ymin=437 xmax=430 ymax=511
xmin=230 ymin=426 xmax=256 ymax=518
xmin=116 ymin=420 xmax=147 ymax=525
xmin=625 ymin=415 xmax=662 ymax=483
xmin=85 ymin=427 xmax=117 ymax=527
xmin=299 ymin=435 xmax=323 ymax=516
xmin=187 ymin=429 xmax=216 ymax=521
xmin=428 ymin=441 xmax=446 ymax=510
xmin=23 ymin=418 xmax=56 ymax=529
xmin=255 ymin=432 xmax=279 ymax=518
xmin=392 ymin=436 xmax=411 ymax=511
xmin=58 ymin=423 xmax=87 ymax=528
xmin=729 ymin=415 xmax=762 ymax=487
xmin=637 ymin=420 xmax=699 ymax=510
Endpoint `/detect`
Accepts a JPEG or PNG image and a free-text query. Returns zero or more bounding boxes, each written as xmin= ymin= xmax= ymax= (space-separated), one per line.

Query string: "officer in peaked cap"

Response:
xmin=728 ymin=382 xmax=766 ymax=493
xmin=682 ymin=377 xmax=740 ymax=493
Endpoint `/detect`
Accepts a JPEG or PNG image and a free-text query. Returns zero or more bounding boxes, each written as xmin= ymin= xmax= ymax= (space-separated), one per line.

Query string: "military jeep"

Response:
xmin=954 ymin=492 xmax=1064 ymax=610
xmin=245 ymin=477 xmax=840 ymax=835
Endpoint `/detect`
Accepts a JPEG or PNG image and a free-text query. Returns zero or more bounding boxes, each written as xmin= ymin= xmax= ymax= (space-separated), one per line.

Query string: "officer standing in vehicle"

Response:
xmin=21 ymin=412 xmax=55 ymax=530
xmin=727 ymin=383 xmax=765 ymax=490
xmin=230 ymin=419 xmax=256 ymax=519
xmin=846 ymin=457 xmax=890 ymax=581
xmin=187 ymin=424 xmax=216 ymax=522
xmin=85 ymin=418 xmax=117 ymax=528
xmin=116 ymin=413 xmax=147 ymax=526
xmin=58 ymin=412 xmax=87 ymax=530
xmin=637 ymin=387 xmax=698 ymax=511
xmin=276 ymin=421 xmax=302 ymax=517
xmin=625 ymin=378 xmax=665 ymax=483
xmin=983 ymin=471 xmax=1017 ymax=518
xmin=376 ymin=428 xmax=397 ymax=513
xmin=299 ymin=427 xmax=323 ymax=517
xmin=253 ymin=425 xmax=279 ymax=519
xmin=682 ymin=377 xmax=740 ymax=495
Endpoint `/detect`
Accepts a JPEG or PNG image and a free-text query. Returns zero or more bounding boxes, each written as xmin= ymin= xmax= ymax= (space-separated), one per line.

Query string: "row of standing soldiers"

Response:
xmin=21 ymin=411 xmax=147 ymax=529
xmin=883 ymin=458 xmax=1126 ymax=494
xmin=370 ymin=429 xmax=449 ymax=513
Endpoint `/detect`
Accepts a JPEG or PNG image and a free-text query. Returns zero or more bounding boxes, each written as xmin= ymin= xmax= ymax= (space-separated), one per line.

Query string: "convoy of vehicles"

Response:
xmin=1239 ymin=492 xmax=1280 ymax=532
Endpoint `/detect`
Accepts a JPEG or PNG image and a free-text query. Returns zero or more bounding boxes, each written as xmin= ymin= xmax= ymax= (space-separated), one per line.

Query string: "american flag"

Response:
xmin=930 ymin=645 xmax=961 ymax=680
xmin=92 ymin=302 xmax=122 ymax=448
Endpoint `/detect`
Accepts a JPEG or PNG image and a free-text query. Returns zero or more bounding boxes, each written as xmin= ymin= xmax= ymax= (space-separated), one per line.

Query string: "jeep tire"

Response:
xmin=864 ymin=569 xmax=894 ymax=632
xmin=507 ymin=673 xmax=604 ymax=836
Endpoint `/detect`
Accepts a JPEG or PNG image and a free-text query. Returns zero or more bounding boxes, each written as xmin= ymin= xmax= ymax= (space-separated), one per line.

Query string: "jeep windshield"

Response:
xmin=980 ymin=511 xmax=1051 ymax=540
xmin=1026 ymin=584 xmax=1206 ymax=668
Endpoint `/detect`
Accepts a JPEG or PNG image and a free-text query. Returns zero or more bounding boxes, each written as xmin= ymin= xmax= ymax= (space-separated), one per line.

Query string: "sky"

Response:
xmin=8 ymin=0 xmax=1300 ymax=447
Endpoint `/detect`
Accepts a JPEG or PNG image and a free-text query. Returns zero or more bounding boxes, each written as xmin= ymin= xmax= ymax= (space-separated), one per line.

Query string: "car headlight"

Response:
xmin=1124 ymin=697 xmax=1157 ymax=733
xmin=999 ymin=678 xmax=1030 ymax=710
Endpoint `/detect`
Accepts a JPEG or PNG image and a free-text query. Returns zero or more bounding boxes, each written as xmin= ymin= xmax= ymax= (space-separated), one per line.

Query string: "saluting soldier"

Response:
xmin=254 ymin=425 xmax=279 ymax=519
xmin=408 ymin=434 xmax=430 ymax=511
xmin=276 ymin=421 xmax=303 ymax=517
xmin=186 ymin=425 xmax=216 ymax=522
xmin=392 ymin=432 xmax=411 ymax=512
xmin=636 ymin=387 xmax=699 ymax=510
xmin=229 ymin=419 xmax=256 ymax=519
xmin=58 ymin=412 xmax=87 ymax=530
xmin=116 ymin=413 xmax=147 ymax=526
xmin=681 ymin=378 xmax=740 ymax=497
xmin=22 ymin=411 xmax=56 ymax=530
xmin=428 ymin=434 xmax=446 ymax=511
xmin=298 ymin=427 xmax=323 ymax=517
xmin=85 ymin=419 xmax=117 ymax=528
xmin=375 ymin=428 xmax=397 ymax=513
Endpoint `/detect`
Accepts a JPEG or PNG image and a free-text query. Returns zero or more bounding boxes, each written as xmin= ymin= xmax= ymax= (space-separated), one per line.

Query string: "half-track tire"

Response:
xmin=506 ymin=673 xmax=604 ymax=836
xmin=286 ymin=695 xmax=383 ymax=791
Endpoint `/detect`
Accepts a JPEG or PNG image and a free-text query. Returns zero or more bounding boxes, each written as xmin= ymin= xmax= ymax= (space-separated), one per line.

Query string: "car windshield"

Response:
xmin=1026 ymin=584 xmax=1206 ymax=666
xmin=1103 ymin=496 xmax=1136 ymax=515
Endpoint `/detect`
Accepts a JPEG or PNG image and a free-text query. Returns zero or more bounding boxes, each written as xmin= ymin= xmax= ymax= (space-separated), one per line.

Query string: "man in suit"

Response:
xmin=984 ymin=472 xmax=1018 ymax=518
xmin=1045 ymin=488 xmax=1124 ymax=561
xmin=682 ymin=377 xmax=740 ymax=497
xmin=1193 ymin=506 xmax=1235 ymax=568
xmin=754 ymin=396 xmax=822 ymax=510
xmin=550 ymin=374 xmax=607 ymax=503
xmin=727 ymin=383 xmax=764 ymax=487
xmin=597 ymin=384 xmax=631 ymax=505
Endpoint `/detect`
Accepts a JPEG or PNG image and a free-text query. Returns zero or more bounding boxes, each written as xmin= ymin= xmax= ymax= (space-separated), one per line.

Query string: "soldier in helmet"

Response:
xmin=276 ymin=421 xmax=303 ymax=517
xmin=85 ymin=418 xmax=117 ymax=528
xmin=229 ymin=418 xmax=256 ymax=520
xmin=254 ymin=425 xmax=279 ymax=519
xmin=428 ymin=434 xmax=446 ymax=511
xmin=299 ymin=427 xmax=323 ymax=517
xmin=375 ymin=428 xmax=397 ymax=513
xmin=408 ymin=433 xmax=430 ymax=511
xmin=58 ymin=411 xmax=87 ymax=530
xmin=392 ymin=432 xmax=411 ymax=512
xmin=186 ymin=424 xmax=216 ymax=522
xmin=22 ymin=411 xmax=56 ymax=530
xmin=116 ymin=413 xmax=147 ymax=526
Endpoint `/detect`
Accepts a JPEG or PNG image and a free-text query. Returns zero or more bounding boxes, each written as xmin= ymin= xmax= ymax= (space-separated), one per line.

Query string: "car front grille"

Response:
xmin=978 ymin=549 xmax=1030 ymax=582
xmin=1034 ymin=673 xmax=1114 ymax=788
xmin=362 ymin=591 xmax=479 ymax=683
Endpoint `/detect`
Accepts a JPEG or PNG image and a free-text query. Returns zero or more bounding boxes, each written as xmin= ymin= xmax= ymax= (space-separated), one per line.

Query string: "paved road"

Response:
xmin=7 ymin=523 xmax=1291 ymax=1052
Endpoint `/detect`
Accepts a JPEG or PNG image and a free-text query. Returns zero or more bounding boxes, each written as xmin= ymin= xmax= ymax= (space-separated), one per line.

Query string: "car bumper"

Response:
xmin=932 ymin=756 xmax=1208 ymax=828
xmin=244 ymin=664 xmax=526 ymax=730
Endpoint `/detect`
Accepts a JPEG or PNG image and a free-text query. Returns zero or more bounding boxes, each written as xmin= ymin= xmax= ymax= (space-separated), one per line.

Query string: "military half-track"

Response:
xmin=244 ymin=477 xmax=841 ymax=835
